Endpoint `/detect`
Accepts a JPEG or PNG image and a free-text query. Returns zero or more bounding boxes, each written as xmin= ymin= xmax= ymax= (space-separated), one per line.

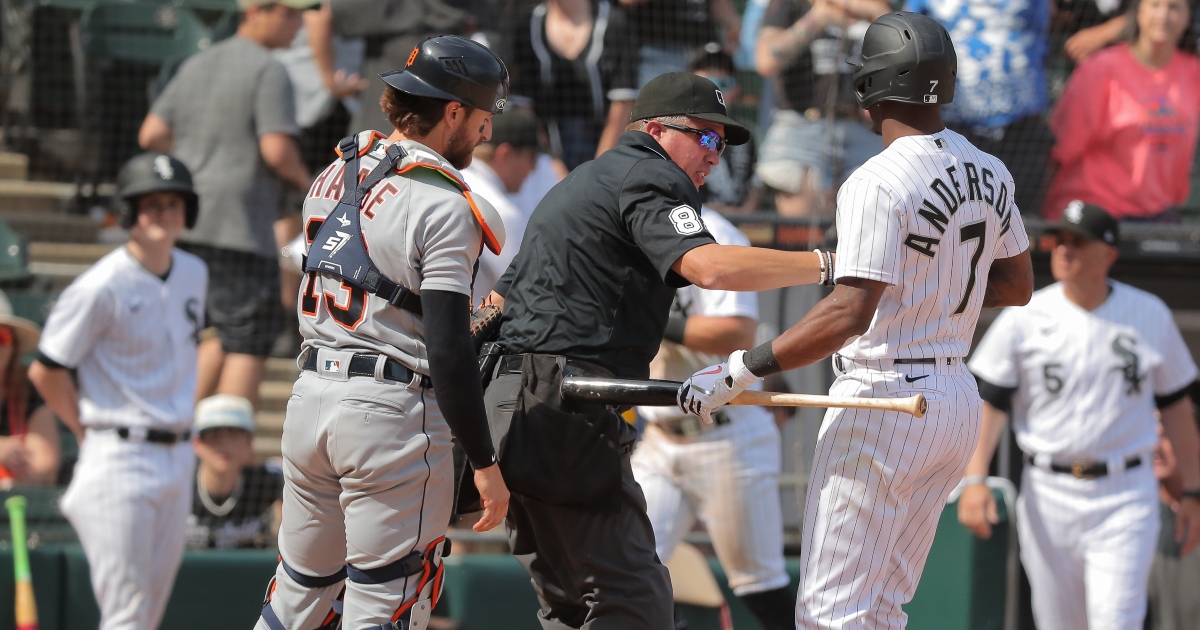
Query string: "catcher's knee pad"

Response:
xmin=259 ymin=561 xmax=348 ymax=630
xmin=357 ymin=537 xmax=452 ymax=630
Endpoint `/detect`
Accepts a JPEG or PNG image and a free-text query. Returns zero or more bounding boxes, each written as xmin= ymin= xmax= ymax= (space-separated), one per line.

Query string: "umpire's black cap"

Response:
xmin=1046 ymin=200 xmax=1120 ymax=246
xmin=380 ymin=36 xmax=510 ymax=114
xmin=630 ymin=72 xmax=751 ymax=145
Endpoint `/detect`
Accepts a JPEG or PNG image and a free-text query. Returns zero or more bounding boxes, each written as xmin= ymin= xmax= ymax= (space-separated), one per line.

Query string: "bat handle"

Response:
xmin=5 ymin=496 xmax=29 ymax=579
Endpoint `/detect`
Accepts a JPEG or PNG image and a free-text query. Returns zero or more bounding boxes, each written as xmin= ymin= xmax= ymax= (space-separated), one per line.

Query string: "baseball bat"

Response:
xmin=5 ymin=496 xmax=37 ymax=630
xmin=560 ymin=377 xmax=928 ymax=418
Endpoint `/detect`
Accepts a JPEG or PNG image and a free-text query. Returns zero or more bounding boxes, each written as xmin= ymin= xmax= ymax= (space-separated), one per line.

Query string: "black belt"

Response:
xmin=495 ymin=354 xmax=610 ymax=378
xmin=106 ymin=426 xmax=191 ymax=444
xmin=1024 ymin=453 xmax=1142 ymax=479
xmin=301 ymin=350 xmax=431 ymax=387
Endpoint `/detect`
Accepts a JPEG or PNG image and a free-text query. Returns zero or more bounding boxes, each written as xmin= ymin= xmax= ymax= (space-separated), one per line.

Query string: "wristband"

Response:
xmin=961 ymin=474 xmax=987 ymax=487
xmin=1182 ymin=488 xmax=1200 ymax=502
xmin=745 ymin=341 xmax=782 ymax=377
xmin=663 ymin=315 xmax=688 ymax=345
xmin=813 ymin=249 xmax=827 ymax=286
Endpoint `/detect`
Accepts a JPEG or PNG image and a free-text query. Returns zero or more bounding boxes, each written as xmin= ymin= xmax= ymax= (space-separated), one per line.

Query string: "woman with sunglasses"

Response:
xmin=0 ymin=290 xmax=58 ymax=487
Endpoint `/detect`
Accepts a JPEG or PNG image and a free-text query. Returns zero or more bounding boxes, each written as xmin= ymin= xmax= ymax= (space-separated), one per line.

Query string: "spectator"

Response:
xmin=187 ymin=395 xmax=284 ymax=550
xmin=275 ymin=3 xmax=369 ymax=174
xmin=510 ymin=0 xmax=639 ymax=169
xmin=316 ymin=0 xmax=476 ymax=135
xmin=463 ymin=110 xmax=543 ymax=304
xmin=0 ymin=290 xmax=58 ymax=487
xmin=139 ymin=0 xmax=315 ymax=409
xmin=623 ymin=0 xmax=742 ymax=85
xmin=688 ymin=44 xmax=762 ymax=214
xmin=907 ymin=0 xmax=1054 ymax=215
xmin=1044 ymin=0 xmax=1200 ymax=222
xmin=754 ymin=0 xmax=889 ymax=217
xmin=1058 ymin=0 xmax=1132 ymax=62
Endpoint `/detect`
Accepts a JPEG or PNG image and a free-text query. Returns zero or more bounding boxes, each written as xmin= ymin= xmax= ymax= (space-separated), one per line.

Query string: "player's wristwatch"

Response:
xmin=1182 ymin=488 xmax=1200 ymax=503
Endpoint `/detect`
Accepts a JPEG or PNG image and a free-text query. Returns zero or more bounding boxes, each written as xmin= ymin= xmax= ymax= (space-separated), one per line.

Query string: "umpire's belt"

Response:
xmin=91 ymin=425 xmax=191 ymax=445
xmin=1023 ymin=452 xmax=1143 ymax=479
xmin=495 ymin=354 xmax=609 ymax=378
xmin=301 ymin=350 xmax=432 ymax=387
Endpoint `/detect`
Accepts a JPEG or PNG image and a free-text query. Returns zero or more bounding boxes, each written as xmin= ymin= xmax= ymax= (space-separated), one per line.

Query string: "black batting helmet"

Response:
xmin=848 ymin=12 xmax=957 ymax=110
xmin=380 ymin=36 xmax=509 ymax=114
xmin=114 ymin=153 xmax=199 ymax=229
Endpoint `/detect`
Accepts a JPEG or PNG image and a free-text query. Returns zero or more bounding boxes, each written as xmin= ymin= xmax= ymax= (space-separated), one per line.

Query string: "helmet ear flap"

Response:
xmin=115 ymin=196 xmax=137 ymax=230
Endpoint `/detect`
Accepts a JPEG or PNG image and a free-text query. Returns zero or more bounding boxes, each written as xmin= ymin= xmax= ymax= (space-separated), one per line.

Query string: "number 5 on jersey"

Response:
xmin=300 ymin=217 xmax=368 ymax=330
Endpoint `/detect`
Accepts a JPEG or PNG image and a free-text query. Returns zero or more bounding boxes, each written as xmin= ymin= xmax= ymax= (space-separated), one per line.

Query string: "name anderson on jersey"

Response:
xmin=903 ymin=161 xmax=1013 ymax=258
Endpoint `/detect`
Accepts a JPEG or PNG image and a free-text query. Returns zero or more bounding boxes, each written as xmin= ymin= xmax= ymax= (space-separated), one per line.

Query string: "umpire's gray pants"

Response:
xmin=258 ymin=361 xmax=452 ymax=630
xmin=486 ymin=372 xmax=674 ymax=630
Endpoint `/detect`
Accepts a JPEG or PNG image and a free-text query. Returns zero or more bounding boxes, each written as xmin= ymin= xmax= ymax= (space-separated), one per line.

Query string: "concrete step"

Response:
xmin=259 ymin=380 xmax=294 ymax=413
xmin=29 ymin=241 xmax=116 ymax=265
xmin=253 ymin=435 xmax=281 ymax=463
xmin=0 ymin=152 xmax=30 ymax=180
xmin=6 ymin=212 xmax=99 ymax=244
xmin=265 ymin=357 xmax=300 ymax=382
xmin=0 ymin=180 xmax=75 ymax=214
xmin=257 ymin=411 xmax=285 ymax=437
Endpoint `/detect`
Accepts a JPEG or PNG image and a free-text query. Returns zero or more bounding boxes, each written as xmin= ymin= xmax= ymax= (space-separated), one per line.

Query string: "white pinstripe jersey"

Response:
xmin=970 ymin=281 xmax=1198 ymax=460
xmin=835 ymin=128 xmax=1029 ymax=361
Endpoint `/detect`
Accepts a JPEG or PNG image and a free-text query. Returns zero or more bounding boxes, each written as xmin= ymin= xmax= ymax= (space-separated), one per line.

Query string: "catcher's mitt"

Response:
xmin=470 ymin=304 xmax=503 ymax=354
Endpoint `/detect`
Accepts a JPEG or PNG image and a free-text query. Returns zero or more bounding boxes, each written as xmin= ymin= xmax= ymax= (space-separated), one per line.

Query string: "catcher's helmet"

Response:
xmin=848 ymin=12 xmax=957 ymax=110
xmin=114 ymin=153 xmax=199 ymax=230
xmin=380 ymin=36 xmax=509 ymax=114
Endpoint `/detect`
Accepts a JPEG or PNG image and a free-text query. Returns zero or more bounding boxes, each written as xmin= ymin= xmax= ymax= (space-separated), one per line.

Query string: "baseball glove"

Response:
xmin=470 ymin=304 xmax=503 ymax=354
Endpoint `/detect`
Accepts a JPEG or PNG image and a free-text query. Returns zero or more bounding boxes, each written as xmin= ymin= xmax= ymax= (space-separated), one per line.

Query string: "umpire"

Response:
xmin=482 ymin=72 xmax=829 ymax=629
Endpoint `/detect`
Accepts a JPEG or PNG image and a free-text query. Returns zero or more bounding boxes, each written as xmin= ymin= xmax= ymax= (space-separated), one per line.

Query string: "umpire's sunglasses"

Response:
xmin=659 ymin=122 xmax=727 ymax=156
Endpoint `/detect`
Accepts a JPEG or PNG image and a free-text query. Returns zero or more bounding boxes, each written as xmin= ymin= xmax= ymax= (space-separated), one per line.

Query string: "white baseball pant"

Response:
xmin=797 ymin=360 xmax=980 ymax=629
xmin=633 ymin=407 xmax=790 ymax=595
xmin=60 ymin=430 xmax=195 ymax=630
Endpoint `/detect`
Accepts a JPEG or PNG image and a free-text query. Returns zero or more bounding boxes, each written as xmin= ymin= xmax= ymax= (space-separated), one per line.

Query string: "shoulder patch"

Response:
xmin=668 ymin=205 xmax=704 ymax=235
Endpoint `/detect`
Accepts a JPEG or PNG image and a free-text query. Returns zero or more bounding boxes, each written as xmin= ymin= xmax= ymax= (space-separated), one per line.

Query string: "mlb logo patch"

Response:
xmin=923 ymin=94 xmax=937 ymax=104
xmin=324 ymin=360 xmax=341 ymax=373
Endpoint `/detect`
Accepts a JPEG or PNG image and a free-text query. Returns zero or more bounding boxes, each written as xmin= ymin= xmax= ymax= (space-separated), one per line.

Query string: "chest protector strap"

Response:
xmin=305 ymin=135 xmax=424 ymax=316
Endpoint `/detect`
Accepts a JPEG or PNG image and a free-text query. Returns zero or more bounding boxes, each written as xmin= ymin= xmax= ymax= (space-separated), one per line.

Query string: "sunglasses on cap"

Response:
xmin=659 ymin=122 xmax=728 ymax=156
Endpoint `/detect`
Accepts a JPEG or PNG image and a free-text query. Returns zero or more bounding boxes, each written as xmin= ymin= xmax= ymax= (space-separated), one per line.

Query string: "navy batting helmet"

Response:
xmin=114 ymin=153 xmax=199 ymax=230
xmin=848 ymin=12 xmax=957 ymax=110
xmin=380 ymin=36 xmax=509 ymax=114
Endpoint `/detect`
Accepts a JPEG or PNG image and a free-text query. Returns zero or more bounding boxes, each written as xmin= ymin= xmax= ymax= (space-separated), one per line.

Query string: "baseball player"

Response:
xmin=678 ymin=13 xmax=1036 ymax=628
xmin=255 ymin=36 xmax=511 ymax=630
xmin=632 ymin=207 xmax=795 ymax=630
xmin=29 ymin=152 xmax=207 ymax=630
xmin=960 ymin=202 xmax=1200 ymax=630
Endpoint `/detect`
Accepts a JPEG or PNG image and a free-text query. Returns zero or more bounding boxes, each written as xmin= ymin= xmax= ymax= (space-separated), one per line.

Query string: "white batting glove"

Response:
xmin=677 ymin=350 xmax=762 ymax=423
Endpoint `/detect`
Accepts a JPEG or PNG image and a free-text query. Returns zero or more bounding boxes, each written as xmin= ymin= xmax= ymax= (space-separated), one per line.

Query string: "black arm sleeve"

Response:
xmin=973 ymin=373 xmax=1017 ymax=413
xmin=35 ymin=350 xmax=69 ymax=370
xmin=423 ymin=289 xmax=498 ymax=469
xmin=1156 ymin=382 xmax=1193 ymax=410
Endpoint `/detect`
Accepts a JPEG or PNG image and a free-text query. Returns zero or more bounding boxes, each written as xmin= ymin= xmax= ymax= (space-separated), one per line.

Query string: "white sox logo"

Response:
xmin=153 ymin=155 xmax=175 ymax=180
xmin=714 ymin=89 xmax=725 ymax=107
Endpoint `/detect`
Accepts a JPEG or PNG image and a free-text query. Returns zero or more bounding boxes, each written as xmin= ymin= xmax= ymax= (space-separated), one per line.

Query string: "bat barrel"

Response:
xmin=560 ymin=377 xmax=679 ymax=406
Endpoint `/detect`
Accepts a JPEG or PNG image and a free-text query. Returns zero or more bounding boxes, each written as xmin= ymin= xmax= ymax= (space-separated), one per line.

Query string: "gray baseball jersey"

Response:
xmin=298 ymin=133 xmax=484 ymax=375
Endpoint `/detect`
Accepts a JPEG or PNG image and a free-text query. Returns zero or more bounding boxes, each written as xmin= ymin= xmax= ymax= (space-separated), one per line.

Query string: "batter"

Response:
xmin=677 ymin=13 xmax=1035 ymax=629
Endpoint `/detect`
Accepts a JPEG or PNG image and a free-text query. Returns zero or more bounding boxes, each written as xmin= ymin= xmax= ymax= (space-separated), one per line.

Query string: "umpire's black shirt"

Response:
xmin=494 ymin=131 xmax=716 ymax=379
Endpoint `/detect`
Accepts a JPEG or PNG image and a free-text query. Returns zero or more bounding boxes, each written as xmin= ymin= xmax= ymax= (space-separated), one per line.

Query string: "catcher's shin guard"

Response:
xmin=360 ymin=537 xmax=452 ymax=630
xmin=259 ymin=561 xmax=348 ymax=630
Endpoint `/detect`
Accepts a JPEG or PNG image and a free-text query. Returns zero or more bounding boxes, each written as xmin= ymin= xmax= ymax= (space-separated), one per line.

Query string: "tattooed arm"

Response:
xmin=983 ymin=250 xmax=1034 ymax=309
xmin=769 ymin=278 xmax=888 ymax=371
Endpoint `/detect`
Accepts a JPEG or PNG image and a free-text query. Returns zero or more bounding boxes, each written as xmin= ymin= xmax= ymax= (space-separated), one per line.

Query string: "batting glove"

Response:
xmin=677 ymin=350 xmax=762 ymax=423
